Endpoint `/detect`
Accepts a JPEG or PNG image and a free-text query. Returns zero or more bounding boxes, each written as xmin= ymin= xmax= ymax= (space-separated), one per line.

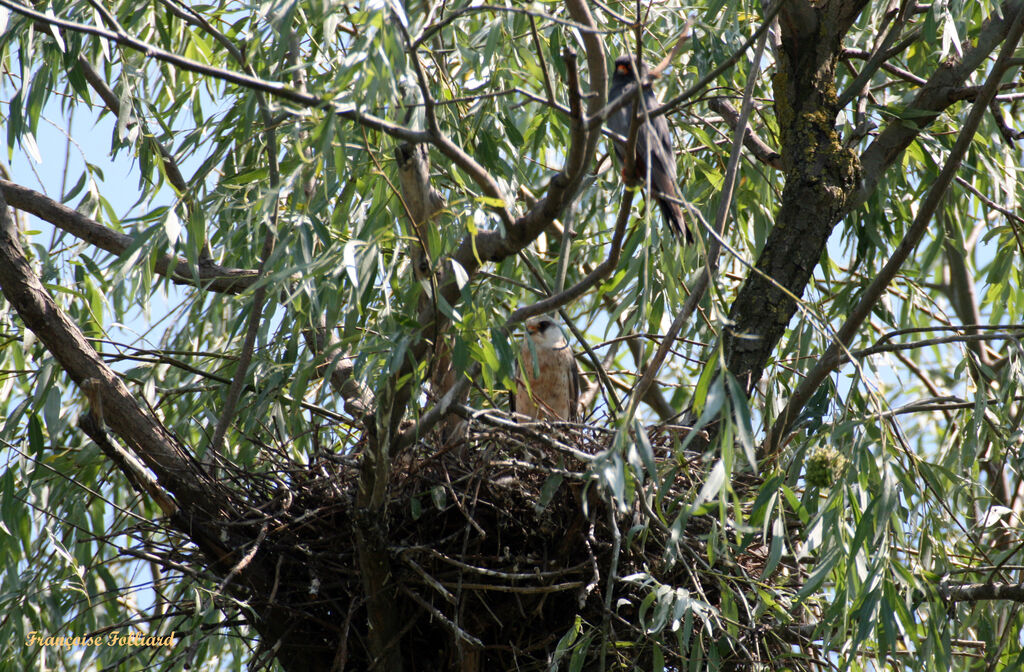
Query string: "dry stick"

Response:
xmin=399 ymin=585 xmax=484 ymax=647
xmin=622 ymin=27 xmax=769 ymax=422
xmin=763 ymin=3 xmax=1024 ymax=457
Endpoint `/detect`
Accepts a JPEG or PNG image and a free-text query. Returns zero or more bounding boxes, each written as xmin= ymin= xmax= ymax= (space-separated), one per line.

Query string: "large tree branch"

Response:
xmin=938 ymin=581 xmax=1024 ymax=603
xmin=722 ymin=0 xmax=1024 ymax=400
xmin=3 ymin=178 xmax=378 ymax=431
xmin=722 ymin=0 xmax=868 ymax=393
xmin=0 ymin=190 xmax=230 ymax=519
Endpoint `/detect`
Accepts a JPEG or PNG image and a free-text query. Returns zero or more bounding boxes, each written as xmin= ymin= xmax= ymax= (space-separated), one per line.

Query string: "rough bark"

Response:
xmin=723 ymin=0 xmax=865 ymax=391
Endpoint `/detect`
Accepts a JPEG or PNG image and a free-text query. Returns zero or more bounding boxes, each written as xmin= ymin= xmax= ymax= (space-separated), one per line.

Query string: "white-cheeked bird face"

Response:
xmin=524 ymin=316 xmax=567 ymax=350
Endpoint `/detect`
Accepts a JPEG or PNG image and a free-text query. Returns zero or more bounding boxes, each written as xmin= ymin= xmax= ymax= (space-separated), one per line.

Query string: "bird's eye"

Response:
xmin=539 ymin=320 xmax=552 ymax=329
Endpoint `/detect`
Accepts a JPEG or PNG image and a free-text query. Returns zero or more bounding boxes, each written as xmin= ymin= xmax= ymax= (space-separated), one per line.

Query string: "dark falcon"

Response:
xmin=607 ymin=55 xmax=691 ymax=242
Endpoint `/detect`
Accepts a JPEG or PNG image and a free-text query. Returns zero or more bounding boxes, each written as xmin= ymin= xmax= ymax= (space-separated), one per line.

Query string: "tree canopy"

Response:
xmin=2 ymin=0 xmax=1024 ymax=670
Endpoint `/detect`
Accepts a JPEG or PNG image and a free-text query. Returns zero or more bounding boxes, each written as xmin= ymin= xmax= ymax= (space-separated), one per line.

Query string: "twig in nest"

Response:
xmin=400 ymin=585 xmax=484 ymax=647
xmin=489 ymin=459 xmax=590 ymax=479
xmin=217 ymin=523 xmax=268 ymax=593
xmin=582 ymin=510 xmax=601 ymax=607
xmin=419 ymin=547 xmax=592 ymax=580
xmin=401 ymin=551 xmax=456 ymax=604
xmin=438 ymin=581 xmax=584 ymax=594
xmin=442 ymin=462 xmax=487 ymax=537
xmin=455 ymin=404 xmax=595 ymax=462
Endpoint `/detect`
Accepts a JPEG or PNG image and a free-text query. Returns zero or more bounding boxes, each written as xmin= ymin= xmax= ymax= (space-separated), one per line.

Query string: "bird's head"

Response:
xmin=613 ymin=55 xmax=649 ymax=82
xmin=524 ymin=315 xmax=568 ymax=350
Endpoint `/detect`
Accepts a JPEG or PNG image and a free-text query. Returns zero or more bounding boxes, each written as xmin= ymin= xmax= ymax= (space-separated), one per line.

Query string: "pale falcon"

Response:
xmin=512 ymin=316 xmax=580 ymax=422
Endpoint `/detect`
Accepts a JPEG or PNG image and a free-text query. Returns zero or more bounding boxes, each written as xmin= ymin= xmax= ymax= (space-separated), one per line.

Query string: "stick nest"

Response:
xmin=193 ymin=415 xmax=805 ymax=671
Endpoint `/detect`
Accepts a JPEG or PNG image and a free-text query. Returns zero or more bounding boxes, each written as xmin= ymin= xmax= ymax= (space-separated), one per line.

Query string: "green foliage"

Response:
xmin=1 ymin=0 xmax=1023 ymax=670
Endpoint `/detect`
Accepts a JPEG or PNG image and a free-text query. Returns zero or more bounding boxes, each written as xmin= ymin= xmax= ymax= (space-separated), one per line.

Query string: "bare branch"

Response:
xmin=510 ymin=191 xmax=632 ymax=325
xmin=707 ymin=97 xmax=782 ymax=169
xmin=938 ymin=581 xmax=1024 ymax=603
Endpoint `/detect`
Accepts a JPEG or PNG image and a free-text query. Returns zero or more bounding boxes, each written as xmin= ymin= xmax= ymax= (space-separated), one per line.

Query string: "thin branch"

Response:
xmin=655 ymin=2 xmax=784 ymax=119
xmin=509 ymin=177 xmax=632 ymax=324
xmin=392 ymin=365 xmax=477 ymax=453
xmin=842 ymin=47 xmax=928 ymax=85
xmin=707 ymin=97 xmax=782 ymax=169
xmin=529 ymin=14 xmax=557 ymax=107
xmin=852 ymin=330 xmax=1024 ymax=360
xmin=75 ymin=55 xmax=188 ymax=194
xmin=399 ymin=585 xmax=484 ymax=648
xmin=875 ymin=395 xmax=1024 ymax=418
xmin=208 ymin=20 xmax=284 ymax=460
xmin=836 ymin=18 xmax=921 ymax=109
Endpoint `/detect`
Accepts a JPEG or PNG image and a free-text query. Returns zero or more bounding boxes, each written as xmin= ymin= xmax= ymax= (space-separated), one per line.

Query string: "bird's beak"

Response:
xmin=526 ymin=324 xmax=539 ymax=334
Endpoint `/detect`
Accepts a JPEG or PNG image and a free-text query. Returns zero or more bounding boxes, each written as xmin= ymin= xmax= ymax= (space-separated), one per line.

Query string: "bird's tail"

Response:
xmin=657 ymin=196 xmax=692 ymax=244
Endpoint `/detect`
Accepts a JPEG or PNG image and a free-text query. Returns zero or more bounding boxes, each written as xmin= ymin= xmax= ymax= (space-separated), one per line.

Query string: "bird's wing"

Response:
xmin=639 ymin=109 xmax=689 ymax=239
xmin=636 ymin=108 xmax=679 ymax=191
